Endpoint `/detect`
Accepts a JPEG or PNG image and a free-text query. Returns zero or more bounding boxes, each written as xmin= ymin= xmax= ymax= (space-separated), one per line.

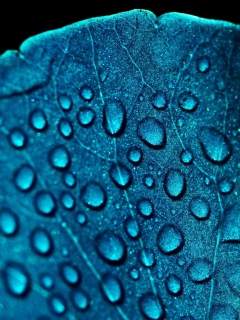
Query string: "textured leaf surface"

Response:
xmin=0 ymin=9 xmax=240 ymax=320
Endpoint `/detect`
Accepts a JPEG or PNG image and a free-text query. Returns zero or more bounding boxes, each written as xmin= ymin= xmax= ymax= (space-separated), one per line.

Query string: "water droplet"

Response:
xmin=180 ymin=149 xmax=193 ymax=164
xmin=177 ymin=118 xmax=184 ymax=127
xmin=14 ymin=165 xmax=36 ymax=192
xmin=96 ymin=231 xmax=126 ymax=264
xmin=188 ymin=259 xmax=212 ymax=283
xmin=34 ymin=191 xmax=56 ymax=216
xmin=189 ymin=197 xmax=210 ymax=220
xmin=63 ymin=171 xmax=76 ymax=188
xmin=143 ymin=174 xmax=155 ymax=188
xmin=210 ymin=305 xmax=238 ymax=320
xmin=124 ymin=216 xmax=140 ymax=239
xmin=221 ymin=204 xmax=240 ymax=242
xmin=137 ymin=198 xmax=154 ymax=218
xmin=101 ymin=273 xmax=123 ymax=304
xmin=71 ymin=289 xmax=89 ymax=311
xmin=127 ymin=146 xmax=143 ymax=165
xmin=48 ymin=294 xmax=67 ymax=316
xmin=139 ymin=248 xmax=155 ymax=268
xmin=129 ymin=267 xmax=140 ymax=280
xmin=30 ymin=228 xmax=53 ymax=256
xmin=151 ymin=90 xmax=167 ymax=109
xmin=29 ymin=109 xmax=48 ymax=131
xmin=60 ymin=192 xmax=75 ymax=210
xmin=198 ymin=127 xmax=232 ymax=164
xmin=103 ymin=101 xmax=126 ymax=136
xmin=178 ymin=92 xmax=199 ymax=112
xmin=157 ymin=224 xmax=184 ymax=254
xmin=197 ymin=56 xmax=210 ymax=73
xmin=40 ymin=274 xmax=54 ymax=290
xmin=165 ymin=274 xmax=182 ymax=296
xmin=218 ymin=178 xmax=234 ymax=194
xmin=164 ymin=169 xmax=186 ymax=199
xmin=3 ymin=262 xmax=30 ymax=296
xmin=58 ymin=95 xmax=72 ymax=111
xmin=139 ymin=293 xmax=165 ymax=320
xmin=0 ymin=209 xmax=18 ymax=236
xmin=49 ymin=146 xmax=70 ymax=170
xmin=100 ymin=70 xmax=108 ymax=82
xmin=9 ymin=128 xmax=27 ymax=149
xmin=137 ymin=117 xmax=166 ymax=149
xmin=59 ymin=263 xmax=81 ymax=286
xmin=79 ymin=85 xmax=94 ymax=102
xmin=76 ymin=212 xmax=87 ymax=225
xmin=81 ymin=181 xmax=106 ymax=210
xmin=77 ymin=107 xmax=95 ymax=127
xmin=58 ymin=118 xmax=73 ymax=139
xmin=177 ymin=257 xmax=186 ymax=267
xmin=109 ymin=163 xmax=132 ymax=189
xmin=205 ymin=177 xmax=211 ymax=186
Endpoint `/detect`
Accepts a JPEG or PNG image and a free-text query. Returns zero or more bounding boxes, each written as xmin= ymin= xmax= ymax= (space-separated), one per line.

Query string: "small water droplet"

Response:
xmin=49 ymin=146 xmax=70 ymax=170
xmin=77 ymin=107 xmax=95 ymax=127
xmin=151 ymin=90 xmax=167 ymax=109
xmin=164 ymin=169 xmax=186 ymax=199
xmin=129 ymin=267 xmax=140 ymax=280
xmin=137 ymin=117 xmax=166 ymax=149
xmin=218 ymin=178 xmax=234 ymax=194
xmin=143 ymin=174 xmax=155 ymax=188
xmin=14 ymin=165 xmax=36 ymax=192
xmin=205 ymin=177 xmax=211 ymax=186
xmin=48 ymin=294 xmax=67 ymax=316
xmin=165 ymin=274 xmax=182 ymax=296
xmin=124 ymin=216 xmax=140 ymax=239
xmin=189 ymin=197 xmax=211 ymax=220
xmin=137 ymin=198 xmax=154 ymax=218
xmin=63 ymin=171 xmax=76 ymax=188
xmin=109 ymin=163 xmax=132 ymax=189
xmin=178 ymin=92 xmax=199 ymax=112
xmin=180 ymin=149 xmax=193 ymax=164
xmin=177 ymin=118 xmax=184 ymax=127
xmin=139 ymin=293 xmax=165 ymax=320
xmin=188 ymin=259 xmax=212 ymax=283
xmin=58 ymin=95 xmax=72 ymax=111
xmin=79 ymin=85 xmax=94 ymax=102
xmin=29 ymin=109 xmax=48 ymax=131
xmin=81 ymin=181 xmax=106 ymax=210
xmin=0 ymin=209 xmax=18 ymax=236
xmin=76 ymin=212 xmax=87 ymax=225
xmin=30 ymin=228 xmax=53 ymax=255
xmin=58 ymin=118 xmax=73 ymax=139
xmin=71 ymin=289 xmax=89 ymax=311
xmin=40 ymin=274 xmax=54 ymax=290
xmin=9 ymin=128 xmax=27 ymax=149
xmin=197 ymin=56 xmax=210 ymax=73
xmin=34 ymin=191 xmax=56 ymax=216
xmin=101 ymin=273 xmax=123 ymax=304
xmin=59 ymin=263 xmax=81 ymax=286
xmin=100 ymin=70 xmax=108 ymax=82
xmin=127 ymin=146 xmax=143 ymax=165
xmin=60 ymin=192 xmax=75 ymax=210
xmin=103 ymin=101 xmax=126 ymax=136
xmin=138 ymin=248 xmax=155 ymax=268
xmin=177 ymin=257 xmax=186 ymax=267
xmin=157 ymin=224 xmax=184 ymax=255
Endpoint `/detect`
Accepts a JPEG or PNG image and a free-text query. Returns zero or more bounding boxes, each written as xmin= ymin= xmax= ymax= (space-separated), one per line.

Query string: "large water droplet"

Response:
xmin=81 ymin=181 xmax=106 ymax=210
xmin=157 ymin=224 xmax=184 ymax=254
xmin=30 ymin=228 xmax=53 ymax=256
xmin=59 ymin=263 xmax=81 ymax=286
xmin=63 ymin=171 xmax=76 ymax=188
xmin=48 ymin=294 xmax=67 ymax=316
xmin=71 ymin=289 xmax=89 ymax=311
xmin=178 ymin=92 xmax=199 ymax=112
xmin=39 ymin=273 xmax=54 ymax=290
xmin=79 ymin=85 xmax=94 ymax=102
xmin=218 ymin=178 xmax=234 ymax=194
xmin=0 ymin=209 xmax=18 ymax=236
xmin=103 ymin=101 xmax=126 ymax=136
xmin=164 ymin=169 xmax=186 ymax=199
xmin=221 ymin=204 xmax=240 ymax=242
xmin=198 ymin=127 xmax=232 ymax=164
xmin=188 ymin=259 xmax=212 ymax=283
xmin=60 ymin=192 xmax=75 ymax=210
xmin=151 ymin=90 xmax=167 ymax=109
xmin=139 ymin=293 xmax=165 ymax=320
xmin=29 ymin=109 xmax=48 ymax=131
xmin=137 ymin=117 xmax=166 ymax=149
xmin=139 ymin=248 xmax=155 ymax=268
xmin=180 ymin=149 xmax=193 ymax=165
xmin=165 ymin=274 xmax=182 ymax=296
xmin=9 ymin=128 xmax=27 ymax=149
xmin=3 ymin=262 xmax=30 ymax=297
xmin=197 ymin=56 xmax=210 ymax=73
xmin=101 ymin=273 xmax=123 ymax=304
xmin=109 ymin=163 xmax=132 ymax=189
xmin=137 ymin=198 xmax=154 ymax=218
xmin=14 ymin=165 xmax=36 ymax=192
xmin=127 ymin=146 xmax=143 ymax=165
xmin=58 ymin=118 xmax=73 ymax=139
xmin=96 ymin=231 xmax=126 ymax=264
xmin=58 ymin=95 xmax=72 ymax=111
xmin=49 ymin=146 xmax=70 ymax=170
xmin=210 ymin=305 xmax=238 ymax=320
xmin=124 ymin=216 xmax=140 ymax=239
xmin=189 ymin=197 xmax=210 ymax=220
xmin=34 ymin=191 xmax=56 ymax=216
xmin=77 ymin=107 xmax=95 ymax=127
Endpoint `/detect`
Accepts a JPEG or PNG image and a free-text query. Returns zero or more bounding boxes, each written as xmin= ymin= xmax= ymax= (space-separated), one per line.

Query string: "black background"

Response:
xmin=0 ymin=1 xmax=239 ymax=54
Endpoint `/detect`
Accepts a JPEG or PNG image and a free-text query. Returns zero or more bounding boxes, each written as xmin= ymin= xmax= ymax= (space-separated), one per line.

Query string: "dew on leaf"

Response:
xmin=29 ymin=109 xmax=48 ymax=131
xmin=138 ymin=248 xmax=155 ymax=268
xmin=180 ymin=149 xmax=193 ymax=164
xmin=58 ymin=118 xmax=73 ymax=139
xmin=188 ymin=259 xmax=212 ymax=283
xmin=39 ymin=273 xmax=54 ymax=290
xmin=30 ymin=228 xmax=53 ymax=256
xmin=157 ymin=224 xmax=184 ymax=254
xmin=178 ymin=92 xmax=199 ymax=112
xmin=103 ymin=101 xmax=126 ymax=136
xmin=138 ymin=293 xmax=165 ymax=320
xmin=60 ymin=192 xmax=75 ymax=210
xmin=101 ymin=273 xmax=123 ymax=304
xmin=79 ymin=85 xmax=94 ymax=102
xmin=137 ymin=117 xmax=166 ymax=149
xmin=95 ymin=231 xmax=126 ymax=264
xmin=9 ymin=128 xmax=27 ymax=149
xmin=49 ymin=146 xmax=70 ymax=170
xmin=58 ymin=95 xmax=72 ymax=111
xmin=34 ymin=191 xmax=56 ymax=216
xmin=164 ymin=169 xmax=186 ymax=199
xmin=59 ymin=263 xmax=81 ymax=286
xmin=81 ymin=181 xmax=106 ymax=210
xmin=14 ymin=165 xmax=36 ymax=192
xmin=197 ymin=56 xmax=210 ymax=73
xmin=143 ymin=174 xmax=155 ymax=188
xmin=189 ymin=197 xmax=210 ymax=220
xmin=137 ymin=198 xmax=154 ymax=218
xmin=48 ymin=294 xmax=67 ymax=316
xmin=129 ymin=267 xmax=140 ymax=280
xmin=77 ymin=107 xmax=95 ymax=127
xmin=151 ymin=90 xmax=167 ymax=109
xmin=198 ymin=127 xmax=232 ymax=164
xmin=109 ymin=163 xmax=132 ymax=189
xmin=0 ymin=209 xmax=18 ymax=236
xmin=218 ymin=178 xmax=234 ymax=194
xmin=127 ymin=146 xmax=143 ymax=165
xmin=71 ymin=289 xmax=89 ymax=311
xmin=165 ymin=274 xmax=182 ymax=296
xmin=63 ymin=171 xmax=76 ymax=188
xmin=124 ymin=216 xmax=140 ymax=239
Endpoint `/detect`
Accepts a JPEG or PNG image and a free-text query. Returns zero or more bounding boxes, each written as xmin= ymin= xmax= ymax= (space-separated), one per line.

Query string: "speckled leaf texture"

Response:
xmin=0 ymin=9 xmax=240 ymax=320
